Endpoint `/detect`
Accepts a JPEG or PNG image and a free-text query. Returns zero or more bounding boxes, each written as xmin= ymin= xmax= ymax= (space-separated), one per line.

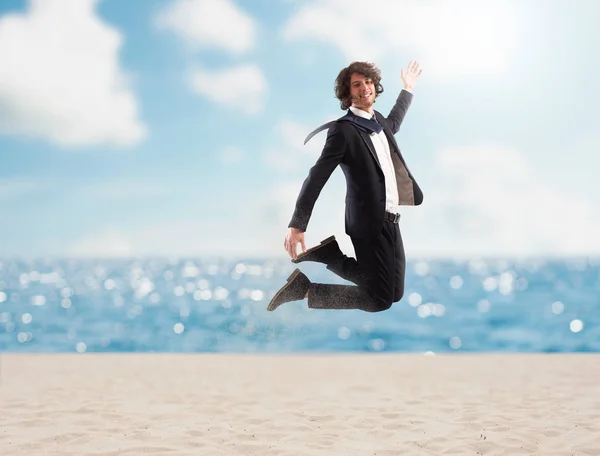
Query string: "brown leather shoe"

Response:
xmin=292 ymin=235 xmax=338 ymax=264
xmin=267 ymin=268 xmax=311 ymax=311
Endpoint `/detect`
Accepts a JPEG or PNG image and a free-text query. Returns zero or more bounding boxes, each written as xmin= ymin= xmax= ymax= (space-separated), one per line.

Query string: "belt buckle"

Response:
xmin=393 ymin=213 xmax=400 ymax=223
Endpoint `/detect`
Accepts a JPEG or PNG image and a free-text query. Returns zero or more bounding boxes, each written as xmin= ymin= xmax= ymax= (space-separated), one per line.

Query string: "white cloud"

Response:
xmin=0 ymin=0 xmax=147 ymax=147
xmin=156 ymin=0 xmax=256 ymax=55
xmin=156 ymin=0 xmax=267 ymax=114
xmin=401 ymin=144 xmax=600 ymax=258
xmin=282 ymin=0 xmax=520 ymax=79
xmin=189 ymin=64 xmax=267 ymax=114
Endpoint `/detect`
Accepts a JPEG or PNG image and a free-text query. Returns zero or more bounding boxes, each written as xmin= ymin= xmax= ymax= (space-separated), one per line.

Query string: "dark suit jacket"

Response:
xmin=288 ymin=90 xmax=423 ymax=239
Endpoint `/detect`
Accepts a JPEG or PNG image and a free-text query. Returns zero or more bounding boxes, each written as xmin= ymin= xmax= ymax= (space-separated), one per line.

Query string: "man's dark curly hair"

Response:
xmin=334 ymin=61 xmax=384 ymax=110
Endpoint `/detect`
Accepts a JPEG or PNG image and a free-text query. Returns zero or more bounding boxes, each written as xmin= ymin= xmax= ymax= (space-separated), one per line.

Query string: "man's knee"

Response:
xmin=361 ymin=281 xmax=394 ymax=312
xmin=393 ymin=287 xmax=404 ymax=303
xmin=365 ymin=295 xmax=393 ymax=312
xmin=367 ymin=281 xmax=403 ymax=310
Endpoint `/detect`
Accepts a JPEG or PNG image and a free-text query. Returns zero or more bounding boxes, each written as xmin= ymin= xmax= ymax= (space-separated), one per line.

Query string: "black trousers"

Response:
xmin=307 ymin=218 xmax=406 ymax=312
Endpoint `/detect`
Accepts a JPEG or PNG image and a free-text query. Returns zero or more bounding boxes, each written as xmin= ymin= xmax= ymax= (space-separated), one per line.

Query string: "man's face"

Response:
xmin=349 ymin=73 xmax=375 ymax=111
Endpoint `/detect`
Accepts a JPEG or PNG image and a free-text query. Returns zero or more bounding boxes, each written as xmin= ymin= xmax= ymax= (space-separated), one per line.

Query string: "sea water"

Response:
xmin=0 ymin=257 xmax=598 ymax=353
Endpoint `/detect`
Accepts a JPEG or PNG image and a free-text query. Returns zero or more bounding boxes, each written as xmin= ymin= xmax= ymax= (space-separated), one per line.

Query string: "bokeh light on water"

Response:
xmin=0 ymin=257 xmax=598 ymax=354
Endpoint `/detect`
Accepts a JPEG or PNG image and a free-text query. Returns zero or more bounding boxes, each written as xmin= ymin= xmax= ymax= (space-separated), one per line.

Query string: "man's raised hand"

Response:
xmin=284 ymin=227 xmax=306 ymax=260
xmin=401 ymin=61 xmax=423 ymax=91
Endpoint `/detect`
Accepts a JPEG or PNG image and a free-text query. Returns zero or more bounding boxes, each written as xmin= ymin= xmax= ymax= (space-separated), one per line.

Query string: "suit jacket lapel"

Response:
xmin=356 ymin=128 xmax=381 ymax=170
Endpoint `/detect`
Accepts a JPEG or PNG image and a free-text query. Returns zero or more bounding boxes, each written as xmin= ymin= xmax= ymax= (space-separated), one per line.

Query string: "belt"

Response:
xmin=385 ymin=211 xmax=400 ymax=223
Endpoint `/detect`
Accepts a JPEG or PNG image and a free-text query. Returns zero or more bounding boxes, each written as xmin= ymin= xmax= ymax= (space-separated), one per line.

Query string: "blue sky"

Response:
xmin=1 ymin=0 xmax=599 ymax=260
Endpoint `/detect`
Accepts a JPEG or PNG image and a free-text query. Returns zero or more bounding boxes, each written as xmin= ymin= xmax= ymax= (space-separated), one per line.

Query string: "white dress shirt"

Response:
xmin=349 ymin=105 xmax=398 ymax=214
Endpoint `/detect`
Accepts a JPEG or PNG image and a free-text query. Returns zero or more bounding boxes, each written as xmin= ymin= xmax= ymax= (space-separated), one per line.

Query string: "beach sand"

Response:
xmin=1 ymin=353 xmax=599 ymax=455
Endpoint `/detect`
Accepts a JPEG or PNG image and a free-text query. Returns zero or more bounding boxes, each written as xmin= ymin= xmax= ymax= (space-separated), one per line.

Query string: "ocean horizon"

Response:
xmin=1 ymin=256 xmax=598 ymax=354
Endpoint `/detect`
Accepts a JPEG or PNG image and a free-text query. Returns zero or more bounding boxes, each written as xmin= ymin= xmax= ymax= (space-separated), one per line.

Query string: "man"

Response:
xmin=267 ymin=61 xmax=423 ymax=312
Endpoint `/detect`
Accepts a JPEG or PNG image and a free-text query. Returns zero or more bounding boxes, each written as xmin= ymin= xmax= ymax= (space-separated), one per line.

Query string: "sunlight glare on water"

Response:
xmin=0 ymin=257 xmax=597 ymax=353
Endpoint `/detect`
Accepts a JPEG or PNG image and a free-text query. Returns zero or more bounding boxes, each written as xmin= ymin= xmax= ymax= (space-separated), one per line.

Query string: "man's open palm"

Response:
xmin=401 ymin=61 xmax=423 ymax=89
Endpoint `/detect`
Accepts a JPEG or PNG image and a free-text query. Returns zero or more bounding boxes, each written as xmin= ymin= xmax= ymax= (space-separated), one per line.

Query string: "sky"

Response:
xmin=1 ymin=0 xmax=599 ymax=260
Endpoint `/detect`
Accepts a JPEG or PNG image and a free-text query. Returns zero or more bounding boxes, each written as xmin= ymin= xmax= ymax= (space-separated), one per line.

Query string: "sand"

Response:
xmin=1 ymin=353 xmax=599 ymax=455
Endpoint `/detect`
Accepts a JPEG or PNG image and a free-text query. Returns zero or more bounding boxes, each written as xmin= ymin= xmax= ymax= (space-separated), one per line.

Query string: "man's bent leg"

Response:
xmin=306 ymin=222 xmax=397 ymax=312
xmin=325 ymin=254 xmax=365 ymax=286
xmin=296 ymin=236 xmax=365 ymax=286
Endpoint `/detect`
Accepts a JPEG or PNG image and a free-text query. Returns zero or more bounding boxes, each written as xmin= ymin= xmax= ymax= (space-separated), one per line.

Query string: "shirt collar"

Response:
xmin=349 ymin=106 xmax=375 ymax=120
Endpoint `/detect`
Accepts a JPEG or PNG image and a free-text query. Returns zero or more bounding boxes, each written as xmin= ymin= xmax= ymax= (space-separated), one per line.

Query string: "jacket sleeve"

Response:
xmin=288 ymin=122 xmax=346 ymax=232
xmin=384 ymin=89 xmax=413 ymax=135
